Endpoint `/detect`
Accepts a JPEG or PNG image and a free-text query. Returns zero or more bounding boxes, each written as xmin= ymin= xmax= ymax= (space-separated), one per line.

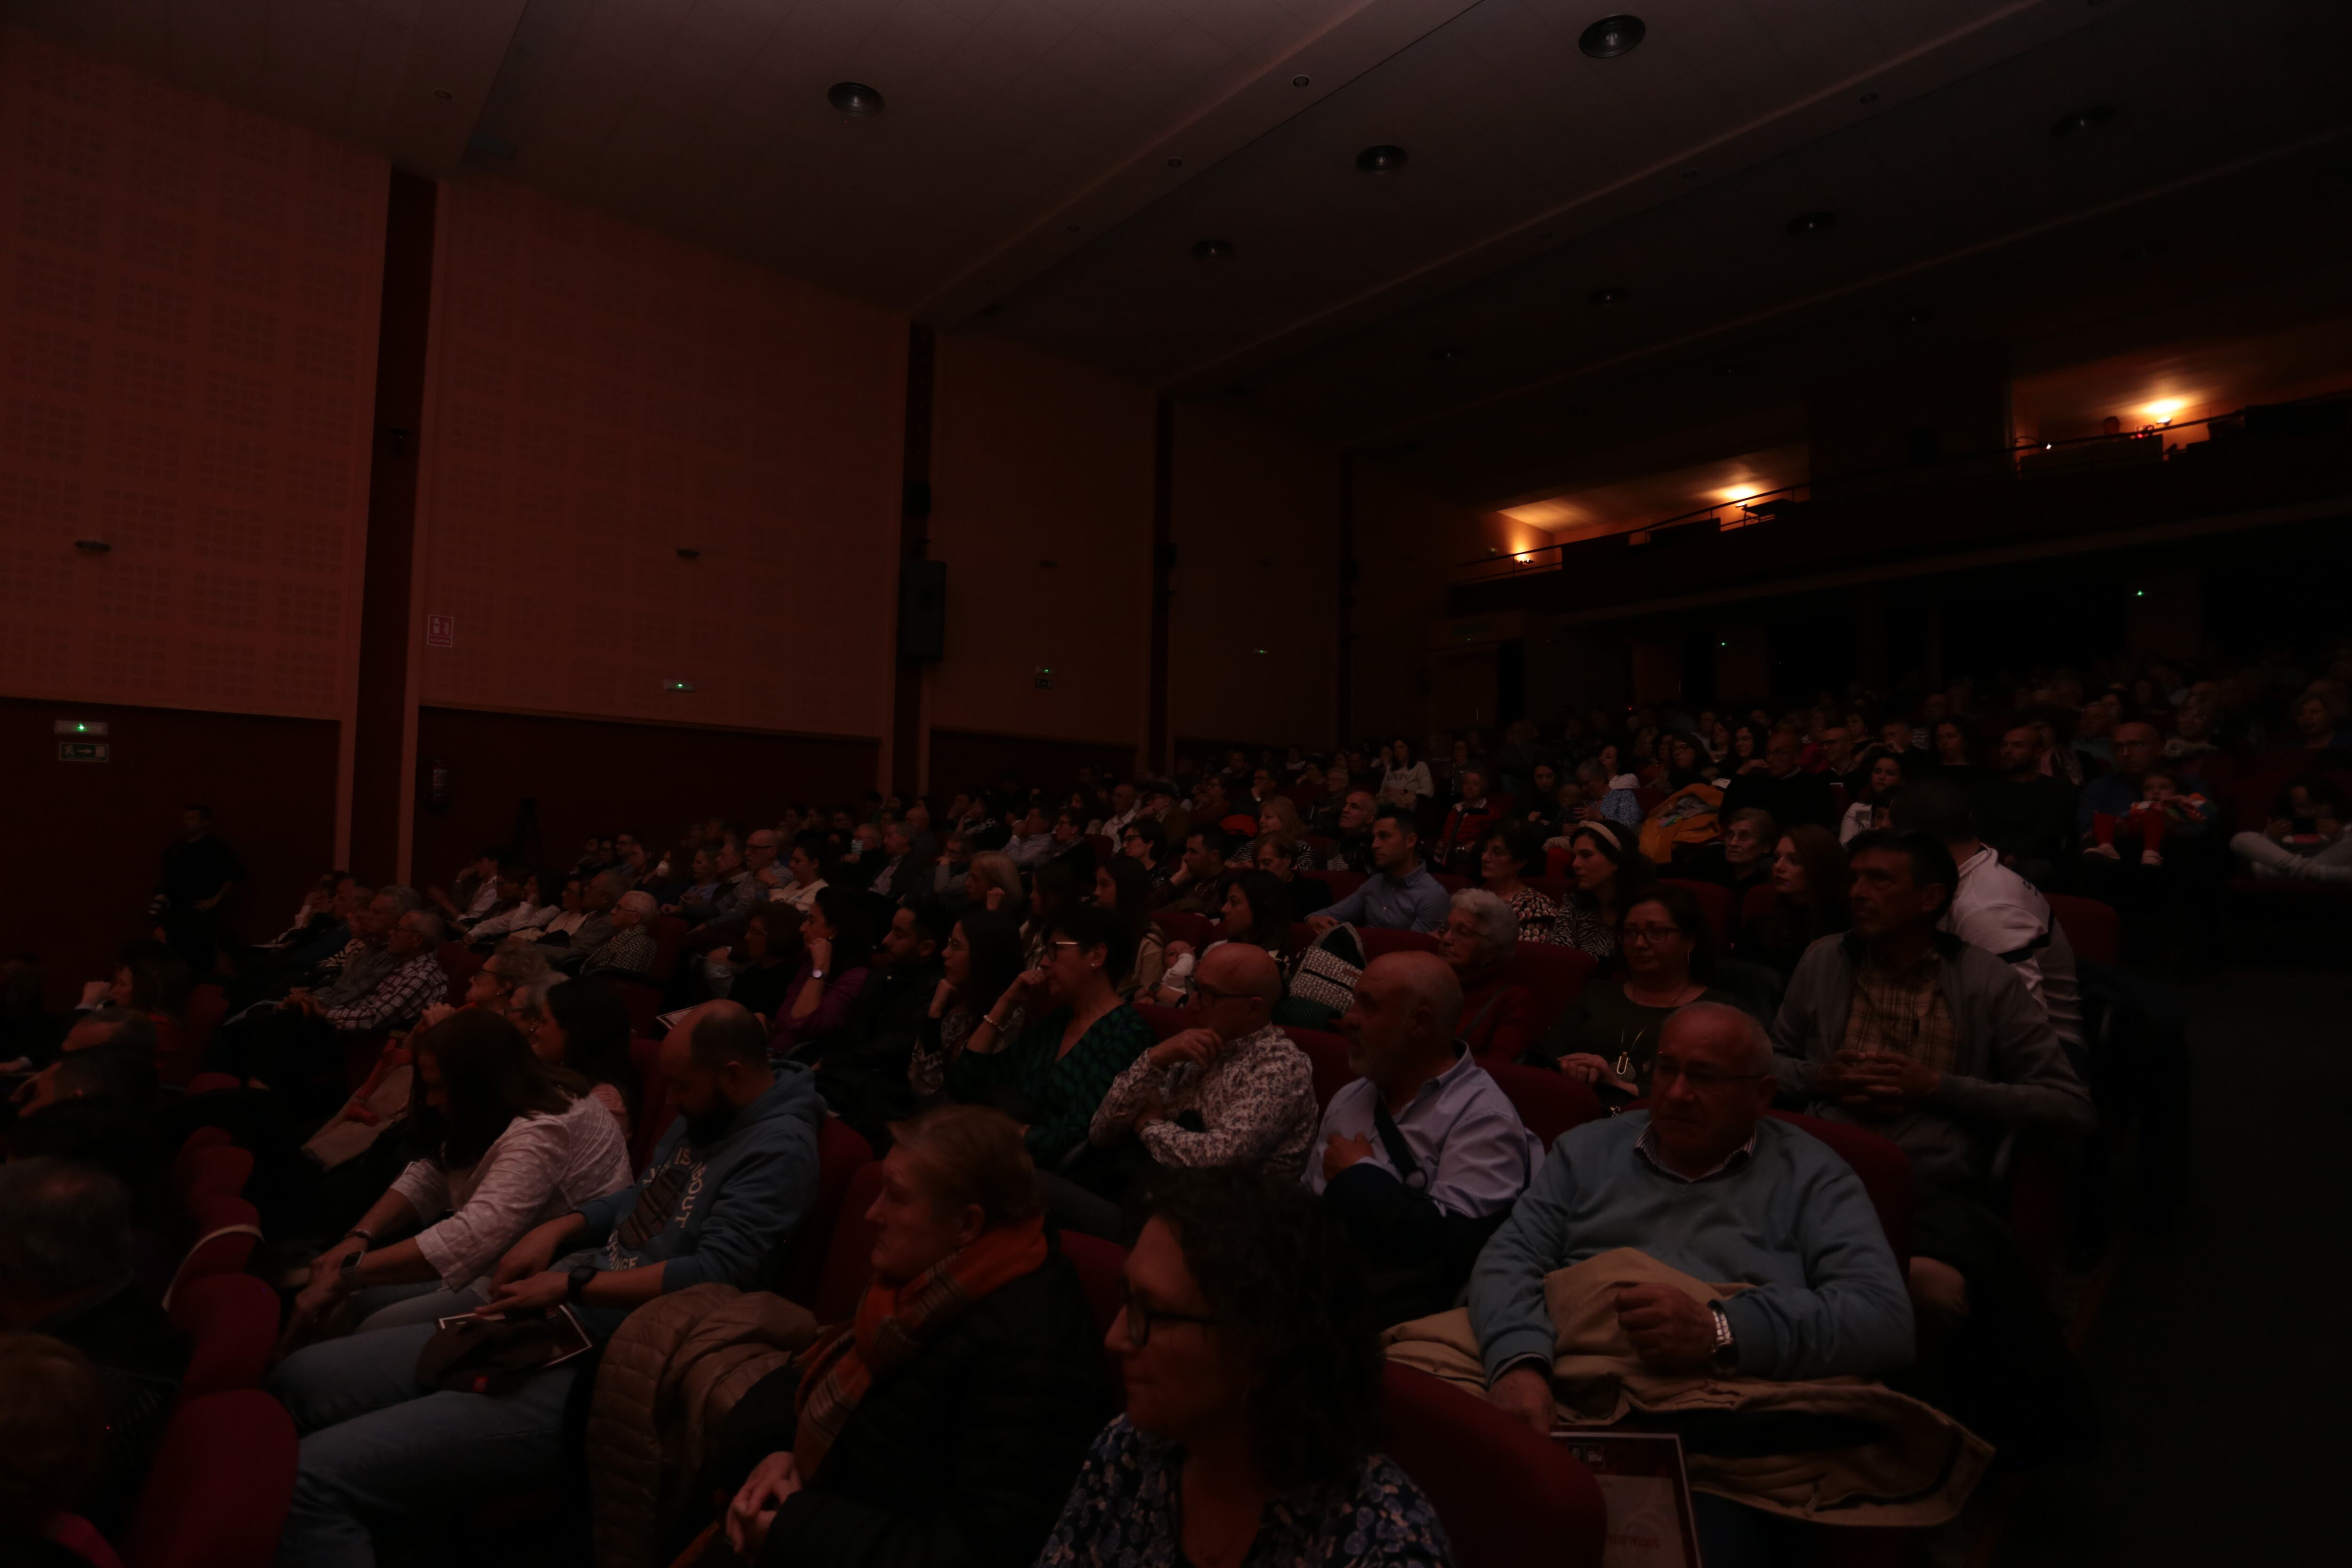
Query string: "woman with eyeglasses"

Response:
xmin=942 ymin=903 xmax=1154 ymax=1170
xmin=1038 ymin=1169 xmax=1450 ymax=1568
xmin=1531 ymin=883 xmax=1746 ymax=1100
xmin=704 ymin=1105 xmax=1108 ymax=1568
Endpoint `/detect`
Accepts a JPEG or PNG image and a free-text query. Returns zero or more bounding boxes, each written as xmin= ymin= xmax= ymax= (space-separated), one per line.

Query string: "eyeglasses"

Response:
xmin=1620 ymin=924 xmax=1686 ymax=945
xmin=1188 ymin=981 xmax=1246 ymax=1006
xmin=1120 ymin=1284 xmax=1218 ymax=1347
xmin=1651 ymin=1057 xmax=1769 ymax=1090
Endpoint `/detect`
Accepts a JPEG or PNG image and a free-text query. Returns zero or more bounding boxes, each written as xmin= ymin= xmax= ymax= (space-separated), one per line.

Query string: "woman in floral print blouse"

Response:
xmin=1037 ymin=1170 xmax=1455 ymax=1568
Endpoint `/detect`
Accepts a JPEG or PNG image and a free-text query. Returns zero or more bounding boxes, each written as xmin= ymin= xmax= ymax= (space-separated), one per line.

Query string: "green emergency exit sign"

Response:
xmin=58 ymin=741 xmax=109 ymax=762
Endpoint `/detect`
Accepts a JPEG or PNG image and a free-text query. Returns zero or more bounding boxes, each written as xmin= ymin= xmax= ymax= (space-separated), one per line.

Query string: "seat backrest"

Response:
xmin=1084 ymin=834 xmax=1115 ymax=864
xmin=1300 ymin=868 xmax=1367 ymax=899
xmin=1498 ymin=941 xmax=1595 ymax=1035
xmin=627 ymin=1035 xmax=672 ymax=1170
xmin=169 ymin=1196 xmax=261 ymax=1304
xmin=435 ymin=941 xmax=483 ymax=1003
xmin=177 ymin=1145 xmax=254 ymax=1204
xmin=1764 ymin=1110 xmax=1913 ymax=1264
xmin=810 ymin=1159 xmax=887 ymax=1324
xmin=1484 ymin=1061 xmax=1603 ymax=1150
xmin=1134 ymin=1002 xmax=1189 ymax=1040
xmin=1282 ymin=1027 xmax=1358 ymax=1109
xmin=1544 ymin=845 xmax=1572 ymax=881
xmin=122 ymin=1391 xmax=298 ymax=1568
xmin=1432 ymin=873 xmax=1469 ymax=892
xmin=1359 ymin=928 xmax=1439 ymax=961
xmin=1157 ymin=910 xmax=1214 ymax=952
xmin=1378 ymin=1363 xmax=1607 ymax=1568
xmin=183 ymin=1071 xmax=241 ymax=1097
xmin=776 ymin=1116 xmax=879 ymax=1309
xmin=2044 ymin=893 xmax=2120 ymax=969
xmin=1058 ymin=1232 xmax=1129 ymax=1339
xmin=1529 ymin=873 xmax=1571 ymax=906
xmin=611 ymin=974 xmax=667 ymax=1040
xmin=649 ymin=915 xmax=692 ymax=982
xmin=170 ymin=1274 xmax=280 ymax=1399
xmin=1739 ymin=881 xmax=1778 ymax=930
xmin=1656 ymin=877 xmax=1732 ymax=949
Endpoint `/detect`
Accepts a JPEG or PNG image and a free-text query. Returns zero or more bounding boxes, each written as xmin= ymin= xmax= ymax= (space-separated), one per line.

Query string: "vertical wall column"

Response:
xmin=891 ymin=326 xmax=937 ymax=796
xmin=349 ymin=171 xmax=438 ymax=884
xmin=1147 ymin=395 xmax=1175 ymax=773
xmin=1336 ymin=449 xmax=1357 ymax=743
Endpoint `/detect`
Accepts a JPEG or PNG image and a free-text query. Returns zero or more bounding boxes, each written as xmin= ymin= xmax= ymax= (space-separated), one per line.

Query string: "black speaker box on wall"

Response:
xmin=899 ymin=560 xmax=947 ymax=661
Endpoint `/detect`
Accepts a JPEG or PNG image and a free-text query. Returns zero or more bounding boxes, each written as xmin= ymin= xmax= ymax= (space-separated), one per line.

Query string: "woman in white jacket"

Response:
xmin=1378 ymin=737 xmax=1433 ymax=808
xmin=292 ymin=1009 xmax=635 ymax=1333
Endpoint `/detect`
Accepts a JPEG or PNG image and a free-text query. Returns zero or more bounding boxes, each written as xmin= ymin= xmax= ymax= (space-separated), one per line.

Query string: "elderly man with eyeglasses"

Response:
xmin=1474 ymin=1001 xmax=1914 ymax=1436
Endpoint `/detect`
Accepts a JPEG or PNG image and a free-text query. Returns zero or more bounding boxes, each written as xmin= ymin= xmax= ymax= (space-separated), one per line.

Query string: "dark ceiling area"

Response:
xmin=19 ymin=0 xmax=2347 ymax=510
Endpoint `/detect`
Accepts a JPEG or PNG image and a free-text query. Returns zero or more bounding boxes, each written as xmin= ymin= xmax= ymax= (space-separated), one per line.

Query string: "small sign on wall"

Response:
xmin=426 ymin=614 xmax=455 ymax=647
xmin=58 ymin=741 xmax=109 ymax=762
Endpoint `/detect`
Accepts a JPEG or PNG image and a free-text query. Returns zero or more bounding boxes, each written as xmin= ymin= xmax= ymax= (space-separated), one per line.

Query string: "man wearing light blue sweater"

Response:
xmin=1472 ymin=1003 xmax=1911 ymax=1428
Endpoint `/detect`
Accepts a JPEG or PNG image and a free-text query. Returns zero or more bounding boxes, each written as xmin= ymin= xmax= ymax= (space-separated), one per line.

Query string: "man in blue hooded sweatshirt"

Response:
xmin=269 ymin=1001 xmax=822 ymax=1567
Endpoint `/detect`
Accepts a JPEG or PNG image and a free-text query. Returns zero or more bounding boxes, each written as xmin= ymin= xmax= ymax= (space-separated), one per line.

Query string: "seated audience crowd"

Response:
xmin=3 ymin=633 xmax=2345 ymax=1568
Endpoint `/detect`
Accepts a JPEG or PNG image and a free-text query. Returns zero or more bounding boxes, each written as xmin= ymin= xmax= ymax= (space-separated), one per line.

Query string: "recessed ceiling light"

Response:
xmin=2051 ymin=104 xmax=2114 ymax=138
xmin=1588 ymin=287 xmax=1631 ymax=307
xmin=826 ymin=81 xmax=886 ymax=116
xmin=1579 ymin=15 xmax=1646 ymax=58
xmin=1192 ymin=239 xmax=1235 ymax=262
xmin=1715 ymin=363 xmax=1744 ymax=378
xmin=1430 ymin=345 xmax=1466 ymax=361
xmin=1065 ymin=223 xmax=1082 ymax=233
xmin=1291 ymin=74 xmax=1311 ymax=88
xmin=1786 ymin=210 xmax=1839 ymax=238
xmin=2120 ymin=238 xmax=2165 ymax=262
xmin=981 ymin=303 xmax=1002 ymax=317
xmin=1221 ymin=383 xmax=1250 ymax=397
xmin=1356 ymin=144 xmax=1409 ymax=173
xmin=1167 ymin=157 xmax=1184 ymax=168
xmin=430 ymin=87 xmax=454 ymax=102
xmin=1858 ymin=91 xmax=1879 ymax=104
xmin=1681 ymin=167 xmax=1700 ymax=180
xmin=1897 ymin=308 xmax=1932 ymax=327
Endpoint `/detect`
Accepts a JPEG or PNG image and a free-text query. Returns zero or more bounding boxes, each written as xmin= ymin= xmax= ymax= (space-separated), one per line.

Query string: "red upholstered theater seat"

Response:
xmin=1500 ymin=941 xmax=1595 ymax=1035
xmin=1135 ymin=1002 xmax=1188 ymax=1040
xmin=434 ymin=940 xmax=482 ymax=1003
xmin=1300 ymin=868 xmax=1367 ymax=900
xmin=811 ymin=1158 xmax=887 ymax=1324
xmin=170 ymin=1274 xmax=280 ymax=1399
xmin=1084 ymin=833 xmax=1115 ymax=864
xmin=165 ymin=1195 xmax=262 ymax=1309
xmin=1740 ymin=881 xmax=1778 ymax=930
xmin=2044 ymin=893 xmax=2120 ymax=968
xmin=175 ymin=1145 xmax=254 ymax=1205
xmin=611 ymin=973 xmax=668 ymax=1040
xmin=1379 ymin=1362 xmax=1606 ymax=1568
xmin=650 ymin=915 xmax=692 ymax=983
xmin=1657 ymin=877 xmax=1733 ymax=949
xmin=1529 ymin=873 xmax=1571 ymax=906
xmin=1283 ymin=1027 xmax=1358 ymax=1109
xmin=776 ymin=1117 xmax=878 ymax=1309
xmin=1059 ymin=1232 xmax=1129 ymax=1340
xmin=1765 ymin=1110 xmax=1913 ymax=1265
xmin=626 ymin=1034 xmax=674 ymax=1170
xmin=122 ymin=1391 xmax=298 ymax=1568
xmin=1433 ymin=873 xmax=1470 ymax=892
xmin=1545 ymin=845 xmax=1572 ymax=881
xmin=184 ymin=1071 xmax=241 ymax=1096
xmin=1485 ymin=1061 xmax=1604 ymax=1150
xmin=1157 ymin=910 xmax=1214 ymax=952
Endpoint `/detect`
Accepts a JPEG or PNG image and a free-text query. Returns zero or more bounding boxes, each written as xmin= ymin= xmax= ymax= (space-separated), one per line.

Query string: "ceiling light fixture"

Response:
xmin=2050 ymin=104 xmax=2114 ymax=138
xmin=1167 ymin=157 xmax=1184 ymax=168
xmin=1897 ymin=308 xmax=1932 ymax=327
xmin=1579 ymin=15 xmax=1646 ymax=58
xmin=1292 ymin=74 xmax=1311 ymax=88
xmin=1786 ymin=210 xmax=1839 ymax=238
xmin=1588 ymin=286 xmax=1630 ymax=307
xmin=826 ymin=81 xmax=886 ymax=116
xmin=1192 ymin=239 xmax=1235 ymax=262
xmin=1859 ymin=91 xmax=1879 ymax=104
xmin=431 ymin=88 xmax=454 ymax=102
xmin=1431 ymin=345 xmax=1466 ymax=361
xmin=2120 ymin=238 xmax=2165 ymax=262
xmin=1356 ymin=144 xmax=1409 ymax=173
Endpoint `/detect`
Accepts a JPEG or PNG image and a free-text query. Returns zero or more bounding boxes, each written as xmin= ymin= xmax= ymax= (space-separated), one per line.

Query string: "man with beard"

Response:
xmin=266 ymin=1001 xmax=824 ymax=1561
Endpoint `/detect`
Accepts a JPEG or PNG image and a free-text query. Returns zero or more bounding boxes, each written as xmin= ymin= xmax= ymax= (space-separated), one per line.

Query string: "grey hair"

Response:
xmin=1667 ymin=1001 xmax=1773 ymax=1074
xmin=1448 ymin=887 xmax=1518 ymax=958
xmin=0 ymin=1159 xmax=130 ymax=1298
xmin=511 ymin=974 xmax=568 ymax=1017
xmin=377 ymin=884 xmax=422 ymax=914
xmin=592 ymin=868 xmax=635 ymax=901
xmin=483 ymin=938 xmax=552 ymax=985
xmin=403 ymin=908 xmax=448 ymax=944
xmin=1573 ymin=759 xmax=1610 ymax=784
xmin=617 ymin=890 xmax=658 ymax=917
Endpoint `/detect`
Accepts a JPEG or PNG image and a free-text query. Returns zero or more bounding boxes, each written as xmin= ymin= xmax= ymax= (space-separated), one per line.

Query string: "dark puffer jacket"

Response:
xmin=703 ymin=1249 xmax=1111 ymax=1568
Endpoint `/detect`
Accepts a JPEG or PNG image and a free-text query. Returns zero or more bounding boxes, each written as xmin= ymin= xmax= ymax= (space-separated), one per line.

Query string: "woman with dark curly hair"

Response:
xmin=1038 ymin=1169 xmax=1454 ymax=1568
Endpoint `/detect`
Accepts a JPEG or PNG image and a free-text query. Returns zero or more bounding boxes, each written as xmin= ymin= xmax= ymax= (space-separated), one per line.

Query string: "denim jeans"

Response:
xmin=351 ymin=1283 xmax=485 ymax=1332
xmin=268 ymin=1321 xmax=577 ymax=1568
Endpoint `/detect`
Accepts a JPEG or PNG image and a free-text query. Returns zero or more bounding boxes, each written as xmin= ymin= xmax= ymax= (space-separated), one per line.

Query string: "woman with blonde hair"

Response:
xmin=962 ymin=851 xmax=1024 ymax=917
xmin=1254 ymin=794 xmax=1320 ymax=871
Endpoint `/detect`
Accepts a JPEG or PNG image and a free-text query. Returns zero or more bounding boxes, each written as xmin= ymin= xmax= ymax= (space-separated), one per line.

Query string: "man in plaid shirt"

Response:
xmin=282 ymin=908 xmax=447 ymax=1033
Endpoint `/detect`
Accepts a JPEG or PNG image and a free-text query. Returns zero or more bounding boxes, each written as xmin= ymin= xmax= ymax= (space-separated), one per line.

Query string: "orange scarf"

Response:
xmin=792 ymin=1215 xmax=1049 ymax=1476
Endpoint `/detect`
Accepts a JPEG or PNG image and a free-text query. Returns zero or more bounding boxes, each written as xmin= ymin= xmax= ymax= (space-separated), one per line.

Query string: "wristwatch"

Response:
xmin=808 ymin=969 xmax=826 ymax=981
xmin=1707 ymin=1301 xmax=1737 ymax=1373
xmin=566 ymin=1263 xmax=599 ymax=1305
xmin=343 ymin=1228 xmax=375 ymax=1248
xmin=338 ymin=1249 xmax=364 ymax=1288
